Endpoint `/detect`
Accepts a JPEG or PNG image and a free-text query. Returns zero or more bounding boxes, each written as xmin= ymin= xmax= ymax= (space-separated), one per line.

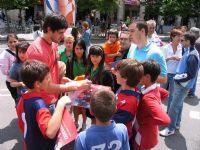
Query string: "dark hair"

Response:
xmin=20 ymin=60 xmax=50 ymax=89
xmin=85 ymin=45 xmax=105 ymax=83
xmin=71 ymin=27 xmax=79 ymax=42
xmin=184 ymin=32 xmax=196 ymax=46
xmin=66 ymin=39 xmax=87 ymax=79
xmin=107 ymin=29 xmax=118 ymax=38
xmin=43 ymin=13 xmax=68 ymax=33
xmin=90 ymin=90 xmax=116 ymax=122
xmin=142 ymin=59 xmax=160 ymax=83
xmin=133 ymin=21 xmax=148 ymax=36
xmin=15 ymin=41 xmax=30 ymax=63
xmin=72 ymin=39 xmax=87 ymax=66
xmin=6 ymin=34 xmax=18 ymax=42
xmin=33 ymin=24 xmax=41 ymax=31
xmin=115 ymin=59 xmax=144 ymax=87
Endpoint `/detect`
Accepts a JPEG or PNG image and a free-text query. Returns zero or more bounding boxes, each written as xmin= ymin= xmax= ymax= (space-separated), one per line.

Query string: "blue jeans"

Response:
xmin=190 ymin=72 xmax=199 ymax=96
xmin=161 ymin=73 xmax=176 ymax=112
xmin=168 ymin=82 xmax=189 ymax=130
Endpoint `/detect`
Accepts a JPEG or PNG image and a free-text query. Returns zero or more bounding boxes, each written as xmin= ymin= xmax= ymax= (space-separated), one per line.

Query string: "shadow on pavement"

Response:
xmin=0 ymin=118 xmax=23 ymax=150
xmin=184 ymin=97 xmax=200 ymax=106
xmin=164 ymin=130 xmax=187 ymax=150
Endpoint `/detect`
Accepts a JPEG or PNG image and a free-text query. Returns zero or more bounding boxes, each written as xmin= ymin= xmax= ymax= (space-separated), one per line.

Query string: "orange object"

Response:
xmin=59 ymin=0 xmax=75 ymax=26
xmin=103 ymin=41 xmax=121 ymax=64
xmin=74 ymin=75 xmax=85 ymax=81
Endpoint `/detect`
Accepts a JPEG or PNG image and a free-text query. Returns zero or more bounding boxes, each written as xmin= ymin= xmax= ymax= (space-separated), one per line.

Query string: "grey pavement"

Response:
xmin=0 ymin=39 xmax=200 ymax=150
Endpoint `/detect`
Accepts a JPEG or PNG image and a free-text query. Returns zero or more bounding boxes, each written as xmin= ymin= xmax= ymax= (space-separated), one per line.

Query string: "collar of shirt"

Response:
xmin=141 ymin=83 xmax=157 ymax=95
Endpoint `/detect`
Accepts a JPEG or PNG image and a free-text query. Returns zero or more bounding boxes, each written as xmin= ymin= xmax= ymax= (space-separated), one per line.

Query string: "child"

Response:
xmin=0 ymin=34 xmax=19 ymax=102
xmin=85 ymin=45 xmax=114 ymax=123
xmin=58 ymin=35 xmax=74 ymax=63
xmin=66 ymin=39 xmax=87 ymax=130
xmin=75 ymin=89 xmax=130 ymax=150
xmin=112 ymin=59 xmax=144 ymax=148
xmin=103 ymin=29 xmax=121 ymax=68
xmin=16 ymin=60 xmax=71 ymax=150
xmin=85 ymin=45 xmax=114 ymax=89
xmin=9 ymin=41 xmax=30 ymax=105
xmin=134 ymin=60 xmax=170 ymax=150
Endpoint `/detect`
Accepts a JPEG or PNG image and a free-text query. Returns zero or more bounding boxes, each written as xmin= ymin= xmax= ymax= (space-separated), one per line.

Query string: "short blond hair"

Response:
xmin=64 ymin=34 xmax=74 ymax=42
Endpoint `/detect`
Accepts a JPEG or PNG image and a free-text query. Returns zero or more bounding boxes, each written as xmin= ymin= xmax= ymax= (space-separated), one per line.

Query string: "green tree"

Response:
xmin=0 ymin=0 xmax=36 ymax=31
xmin=76 ymin=0 xmax=119 ymax=19
xmin=162 ymin=0 xmax=200 ymax=27
xmin=141 ymin=0 xmax=162 ymax=20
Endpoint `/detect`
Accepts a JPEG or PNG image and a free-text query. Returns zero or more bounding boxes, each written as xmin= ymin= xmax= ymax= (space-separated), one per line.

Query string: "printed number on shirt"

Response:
xmin=91 ymin=140 xmax=122 ymax=150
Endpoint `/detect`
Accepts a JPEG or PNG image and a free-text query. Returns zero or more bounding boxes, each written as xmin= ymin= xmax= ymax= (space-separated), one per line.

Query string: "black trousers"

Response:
xmin=6 ymin=80 xmax=17 ymax=104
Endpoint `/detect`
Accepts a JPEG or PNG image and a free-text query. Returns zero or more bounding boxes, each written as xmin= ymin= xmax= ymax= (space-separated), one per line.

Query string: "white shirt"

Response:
xmin=162 ymin=43 xmax=182 ymax=74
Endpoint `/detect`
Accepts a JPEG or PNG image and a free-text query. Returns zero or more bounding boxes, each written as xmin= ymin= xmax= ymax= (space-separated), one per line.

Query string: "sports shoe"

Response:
xmin=187 ymin=94 xmax=195 ymax=98
xmin=159 ymin=128 xmax=175 ymax=137
xmin=175 ymin=125 xmax=180 ymax=130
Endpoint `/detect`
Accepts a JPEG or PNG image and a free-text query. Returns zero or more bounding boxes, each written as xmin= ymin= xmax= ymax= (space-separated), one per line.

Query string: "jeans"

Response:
xmin=190 ymin=75 xmax=198 ymax=96
xmin=168 ymin=82 xmax=189 ymax=130
xmin=161 ymin=73 xmax=176 ymax=112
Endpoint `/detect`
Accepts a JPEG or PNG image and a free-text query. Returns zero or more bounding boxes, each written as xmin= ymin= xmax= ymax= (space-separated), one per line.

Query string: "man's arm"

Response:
xmin=156 ymin=75 xmax=167 ymax=84
xmin=46 ymin=80 xmax=91 ymax=94
xmin=45 ymin=96 xmax=71 ymax=139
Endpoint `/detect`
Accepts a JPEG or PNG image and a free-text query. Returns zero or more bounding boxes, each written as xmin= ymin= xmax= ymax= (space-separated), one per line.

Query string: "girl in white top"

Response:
xmin=0 ymin=34 xmax=19 ymax=101
xmin=162 ymin=29 xmax=183 ymax=112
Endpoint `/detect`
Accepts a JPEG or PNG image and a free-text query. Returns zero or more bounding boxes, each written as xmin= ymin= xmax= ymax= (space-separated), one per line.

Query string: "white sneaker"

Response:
xmin=159 ymin=128 xmax=175 ymax=137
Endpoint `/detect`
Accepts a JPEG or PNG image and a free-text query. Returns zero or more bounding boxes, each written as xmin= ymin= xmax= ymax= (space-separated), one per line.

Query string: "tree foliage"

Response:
xmin=141 ymin=0 xmax=163 ymax=20
xmin=76 ymin=0 xmax=119 ymax=15
xmin=162 ymin=0 xmax=200 ymax=17
xmin=0 ymin=0 xmax=36 ymax=10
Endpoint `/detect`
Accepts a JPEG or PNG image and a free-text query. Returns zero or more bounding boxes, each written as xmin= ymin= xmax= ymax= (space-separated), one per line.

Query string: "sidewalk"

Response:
xmin=0 ymin=32 xmax=170 ymax=43
xmin=0 ymin=33 xmax=34 ymax=41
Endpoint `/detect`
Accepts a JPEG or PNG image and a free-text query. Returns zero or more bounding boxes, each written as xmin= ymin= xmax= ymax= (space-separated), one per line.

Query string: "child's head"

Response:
xmin=115 ymin=59 xmax=143 ymax=88
xmin=90 ymin=90 xmax=116 ymax=123
xmin=16 ymin=41 xmax=30 ymax=63
xmin=20 ymin=60 xmax=50 ymax=90
xmin=82 ymin=21 xmax=89 ymax=30
xmin=6 ymin=34 xmax=19 ymax=51
xmin=108 ymin=29 xmax=118 ymax=43
xmin=140 ymin=60 xmax=160 ymax=85
xmin=64 ymin=35 xmax=74 ymax=52
xmin=73 ymin=39 xmax=87 ymax=65
xmin=87 ymin=45 xmax=104 ymax=68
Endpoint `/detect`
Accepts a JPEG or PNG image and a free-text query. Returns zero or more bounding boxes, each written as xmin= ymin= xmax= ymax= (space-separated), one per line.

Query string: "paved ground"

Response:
xmin=0 ymin=36 xmax=200 ymax=150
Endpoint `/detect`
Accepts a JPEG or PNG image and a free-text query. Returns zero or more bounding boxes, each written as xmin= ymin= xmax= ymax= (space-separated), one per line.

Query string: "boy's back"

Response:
xmin=75 ymin=89 xmax=130 ymax=150
xmin=75 ymin=121 xmax=129 ymax=150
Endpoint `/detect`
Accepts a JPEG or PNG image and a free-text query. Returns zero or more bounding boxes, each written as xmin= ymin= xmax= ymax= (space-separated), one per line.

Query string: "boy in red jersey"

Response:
xmin=112 ymin=59 xmax=144 ymax=148
xmin=134 ymin=60 xmax=170 ymax=150
xmin=17 ymin=60 xmax=71 ymax=150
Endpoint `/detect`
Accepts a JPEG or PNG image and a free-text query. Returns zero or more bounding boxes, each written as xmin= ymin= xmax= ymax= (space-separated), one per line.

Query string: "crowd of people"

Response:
xmin=0 ymin=13 xmax=200 ymax=150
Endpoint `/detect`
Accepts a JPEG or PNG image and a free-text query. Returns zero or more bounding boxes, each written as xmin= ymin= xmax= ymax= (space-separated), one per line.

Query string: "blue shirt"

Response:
xmin=9 ymin=62 xmax=27 ymax=100
xmin=127 ymin=43 xmax=167 ymax=77
xmin=75 ymin=121 xmax=130 ymax=150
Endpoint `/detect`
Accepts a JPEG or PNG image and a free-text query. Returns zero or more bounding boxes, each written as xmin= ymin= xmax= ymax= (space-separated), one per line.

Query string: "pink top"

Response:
xmin=0 ymin=49 xmax=16 ymax=82
xmin=27 ymin=37 xmax=60 ymax=104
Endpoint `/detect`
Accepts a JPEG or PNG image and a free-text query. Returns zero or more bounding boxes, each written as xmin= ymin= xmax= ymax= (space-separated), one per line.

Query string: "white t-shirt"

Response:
xmin=162 ymin=43 xmax=182 ymax=74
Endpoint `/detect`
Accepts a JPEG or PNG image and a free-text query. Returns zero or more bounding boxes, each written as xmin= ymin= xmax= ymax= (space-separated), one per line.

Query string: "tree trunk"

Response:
xmin=4 ymin=9 xmax=10 ymax=32
xmin=196 ymin=14 xmax=200 ymax=28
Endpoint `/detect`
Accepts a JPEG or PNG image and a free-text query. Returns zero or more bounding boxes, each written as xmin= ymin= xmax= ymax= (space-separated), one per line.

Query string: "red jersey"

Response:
xmin=134 ymin=84 xmax=170 ymax=149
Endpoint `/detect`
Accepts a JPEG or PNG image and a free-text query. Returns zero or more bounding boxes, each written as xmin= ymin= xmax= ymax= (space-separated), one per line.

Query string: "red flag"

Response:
xmin=55 ymin=108 xmax=77 ymax=149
